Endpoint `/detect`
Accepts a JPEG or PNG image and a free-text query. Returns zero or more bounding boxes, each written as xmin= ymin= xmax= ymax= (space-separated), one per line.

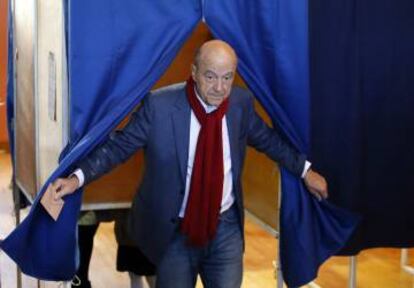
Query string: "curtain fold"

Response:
xmin=6 ymin=0 xmax=14 ymax=160
xmin=204 ymin=1 xmax=359 ymax=286
xmin=1 ymin=0 xmax=201 ymax=280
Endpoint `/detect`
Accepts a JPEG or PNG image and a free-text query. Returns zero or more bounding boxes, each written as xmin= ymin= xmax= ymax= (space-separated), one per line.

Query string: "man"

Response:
xmin=52 ymin=40 xmax=327 ymax=288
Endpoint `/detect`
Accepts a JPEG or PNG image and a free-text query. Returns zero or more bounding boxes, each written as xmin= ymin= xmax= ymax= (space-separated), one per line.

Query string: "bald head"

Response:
xmin=194 ymin=40 xmax=238 ymax=69
xmin=192 ymin=40 xmax=237 ymax=107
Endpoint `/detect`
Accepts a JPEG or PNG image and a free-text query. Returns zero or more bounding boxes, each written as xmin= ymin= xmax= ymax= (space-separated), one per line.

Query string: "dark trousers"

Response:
xmin=72 ymin=224 xmax=99 ymax=288
xmin=156 ymin=205 xmax=243 ymax=288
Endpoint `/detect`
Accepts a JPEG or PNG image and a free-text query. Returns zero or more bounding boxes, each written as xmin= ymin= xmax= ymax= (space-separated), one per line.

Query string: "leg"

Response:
xmin=145 ymin=276 xmax=156 ymax=288
xmin=72 ymin=224 xmax=99 ymax=288
xmin=129 ymin=272 xmax=146 ymax=288
xmin=199 ymin=206 xmax=243 ymax=288
xmin=155 ymin=232 xmax=200 ymax=288
xmin=128 ymin=272 xmax=156 ymax=288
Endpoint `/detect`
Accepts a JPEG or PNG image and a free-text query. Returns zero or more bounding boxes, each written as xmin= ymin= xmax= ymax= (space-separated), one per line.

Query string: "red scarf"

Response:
xmin=181 ymin=78 xmax=229 ymax=246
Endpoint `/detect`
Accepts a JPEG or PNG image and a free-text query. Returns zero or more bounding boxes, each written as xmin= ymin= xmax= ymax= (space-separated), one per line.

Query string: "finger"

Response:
xmin=314 ymin=192 xmax=323 ymax=201
xmin=317 ymin=188 xmax=328 ymax=200
xmin=320 ymin=184 xmax=328 ymax=199
xmin=315 ymin=194 xmax=322 ymax=201
xmin=51 ymin=180 xmax=61 ymax=194
xmin=50 ymin=181 xmax=59 ymax=199
xmin=48 ymin=182 xmax=60 ymax=200
xmin=309 ymin=188 xmax=323 ymax=201
xmin=55 ymin=179 xmax=65 ymax=192
xmin=54 ymin=189 xmax=63 ymax=201
xmin=53 ymin=180 xmax=67 ymax=200
xmin=313 ymin=179 xmax=328 ymax=199
xmin=55 ymin=187 xmax=69 ymax=200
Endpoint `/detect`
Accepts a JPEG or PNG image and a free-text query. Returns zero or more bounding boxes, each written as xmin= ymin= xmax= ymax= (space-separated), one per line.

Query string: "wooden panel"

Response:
xmin=14 ymin=0 xmax=37 ymax=198
xmin=233 ymin=74 xmax=280 ymax=230
xmin=83 ymin=150 xmax=144 ymax=205
xmin=36 ymin=0 xmax=65 ymax=188
xmin=242 ymin=101 xmax=280 ymax=230
xmin=153 ymin=23 xmax=212 ymax=88
xmin=0 ymin=0 xmax=8 ymax=147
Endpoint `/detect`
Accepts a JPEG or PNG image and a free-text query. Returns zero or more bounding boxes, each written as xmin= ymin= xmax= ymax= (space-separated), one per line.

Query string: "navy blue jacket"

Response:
xmin=78 ymin=83 xmax=306 ymax=264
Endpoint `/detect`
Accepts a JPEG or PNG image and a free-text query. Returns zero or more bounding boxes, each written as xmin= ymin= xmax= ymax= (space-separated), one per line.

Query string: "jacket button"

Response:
xmin=180 ymin=189 xmax=185 ymax=195
xmin=170 ymin=217 xmax=177 ymax=224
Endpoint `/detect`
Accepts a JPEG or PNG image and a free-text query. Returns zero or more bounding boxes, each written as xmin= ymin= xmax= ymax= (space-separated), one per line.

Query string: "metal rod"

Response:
xmin=401 ymin=248 xmax=408 ymax=266
xmin=400 ymin=249 xmax=414 ymax=275
xmin=277 ymin=258 xmax=284 ymax=288
xmin=277 ymin=172 xmax=283 ymax=288
xmin=12 ymin=179 xmax=21 ymax=288
xmin=348 ymin=256 xmax=357 ymax=288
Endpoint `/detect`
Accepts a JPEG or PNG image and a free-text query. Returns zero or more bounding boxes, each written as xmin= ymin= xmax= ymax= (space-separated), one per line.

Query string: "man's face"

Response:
xmin=192 ymin=51 xmax=237 ymax=107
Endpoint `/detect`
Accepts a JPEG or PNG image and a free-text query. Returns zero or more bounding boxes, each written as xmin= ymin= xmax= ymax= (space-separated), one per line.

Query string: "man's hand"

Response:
xmin=304 ymin=169 xmax=328 ymax=201
xmin=51 ymin=176 xmax=80 ymax=201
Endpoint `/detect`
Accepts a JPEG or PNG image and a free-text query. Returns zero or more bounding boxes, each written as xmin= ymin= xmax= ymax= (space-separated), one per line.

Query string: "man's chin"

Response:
xmin=207 ymin=99 xmax=223 ymax=107
xmin=209 ymin=102 xmax=221 ymax=107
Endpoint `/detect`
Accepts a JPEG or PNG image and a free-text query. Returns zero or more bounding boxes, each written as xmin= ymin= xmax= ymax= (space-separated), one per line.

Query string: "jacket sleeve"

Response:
xmin=77 ymin=94 xmax=153 ymax=185
xmin=245 ymin=95 xmax=306 ymax=177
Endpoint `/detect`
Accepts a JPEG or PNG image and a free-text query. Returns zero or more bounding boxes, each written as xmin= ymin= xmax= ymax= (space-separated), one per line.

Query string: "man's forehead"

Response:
xmin=197 ymin=47 xmax=236 ymax=66
xmin=202 ymin=50 xmax=235 ymax=63
xmin=198 ymin=56 xmax=236 ymax=71
xmin=203 ymin=68 xmax=235 ymax=75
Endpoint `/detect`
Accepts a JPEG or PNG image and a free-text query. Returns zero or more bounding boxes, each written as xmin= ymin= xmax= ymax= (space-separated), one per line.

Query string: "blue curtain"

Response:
xmin=310 ymin=0 xmax=414 ymax=254
xmin=204 ymin=1 xmax=359 ymax=286
xmin=6 ymin=0 xmax=14 ymax=160
xmin=1 ymin=0 xmax=201 ymax=280
xmin=2 ymin=0 xmax=359 ymax=286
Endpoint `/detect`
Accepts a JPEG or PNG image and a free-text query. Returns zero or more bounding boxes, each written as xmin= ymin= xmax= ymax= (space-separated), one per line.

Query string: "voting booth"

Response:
xmin=5 ymin=1 xmax=357 ymax=286
xmin=13 ymin=0 xmax=141 ymax=209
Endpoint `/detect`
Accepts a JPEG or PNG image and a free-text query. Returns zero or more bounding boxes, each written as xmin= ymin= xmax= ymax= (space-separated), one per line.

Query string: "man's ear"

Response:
xmin=191 ymin=64 xmax=197 ymax=81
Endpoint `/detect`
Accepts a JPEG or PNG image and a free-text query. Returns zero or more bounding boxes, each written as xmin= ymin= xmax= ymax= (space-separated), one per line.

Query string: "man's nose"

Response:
xmin=213 ymin=80 xmax=224 ymax=92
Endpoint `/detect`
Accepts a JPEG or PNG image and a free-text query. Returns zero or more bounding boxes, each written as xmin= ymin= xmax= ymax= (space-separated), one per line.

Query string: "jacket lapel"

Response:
xmin=226 ymin=94 xmax=241 ymax=182
xmin=172 ymin=91 xmax=191 ymax=184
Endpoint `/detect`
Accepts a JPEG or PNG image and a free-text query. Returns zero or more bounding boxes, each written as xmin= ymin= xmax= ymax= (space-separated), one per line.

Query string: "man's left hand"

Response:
xmin=304 ymin=169 xmax=328 ymax=201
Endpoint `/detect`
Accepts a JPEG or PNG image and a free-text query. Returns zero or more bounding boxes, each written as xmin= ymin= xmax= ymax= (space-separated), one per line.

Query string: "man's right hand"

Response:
xmin=51 ymin=176 xmax=80 ymax=201
xmin=304 ymin=169 xmax=328 ymax=201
